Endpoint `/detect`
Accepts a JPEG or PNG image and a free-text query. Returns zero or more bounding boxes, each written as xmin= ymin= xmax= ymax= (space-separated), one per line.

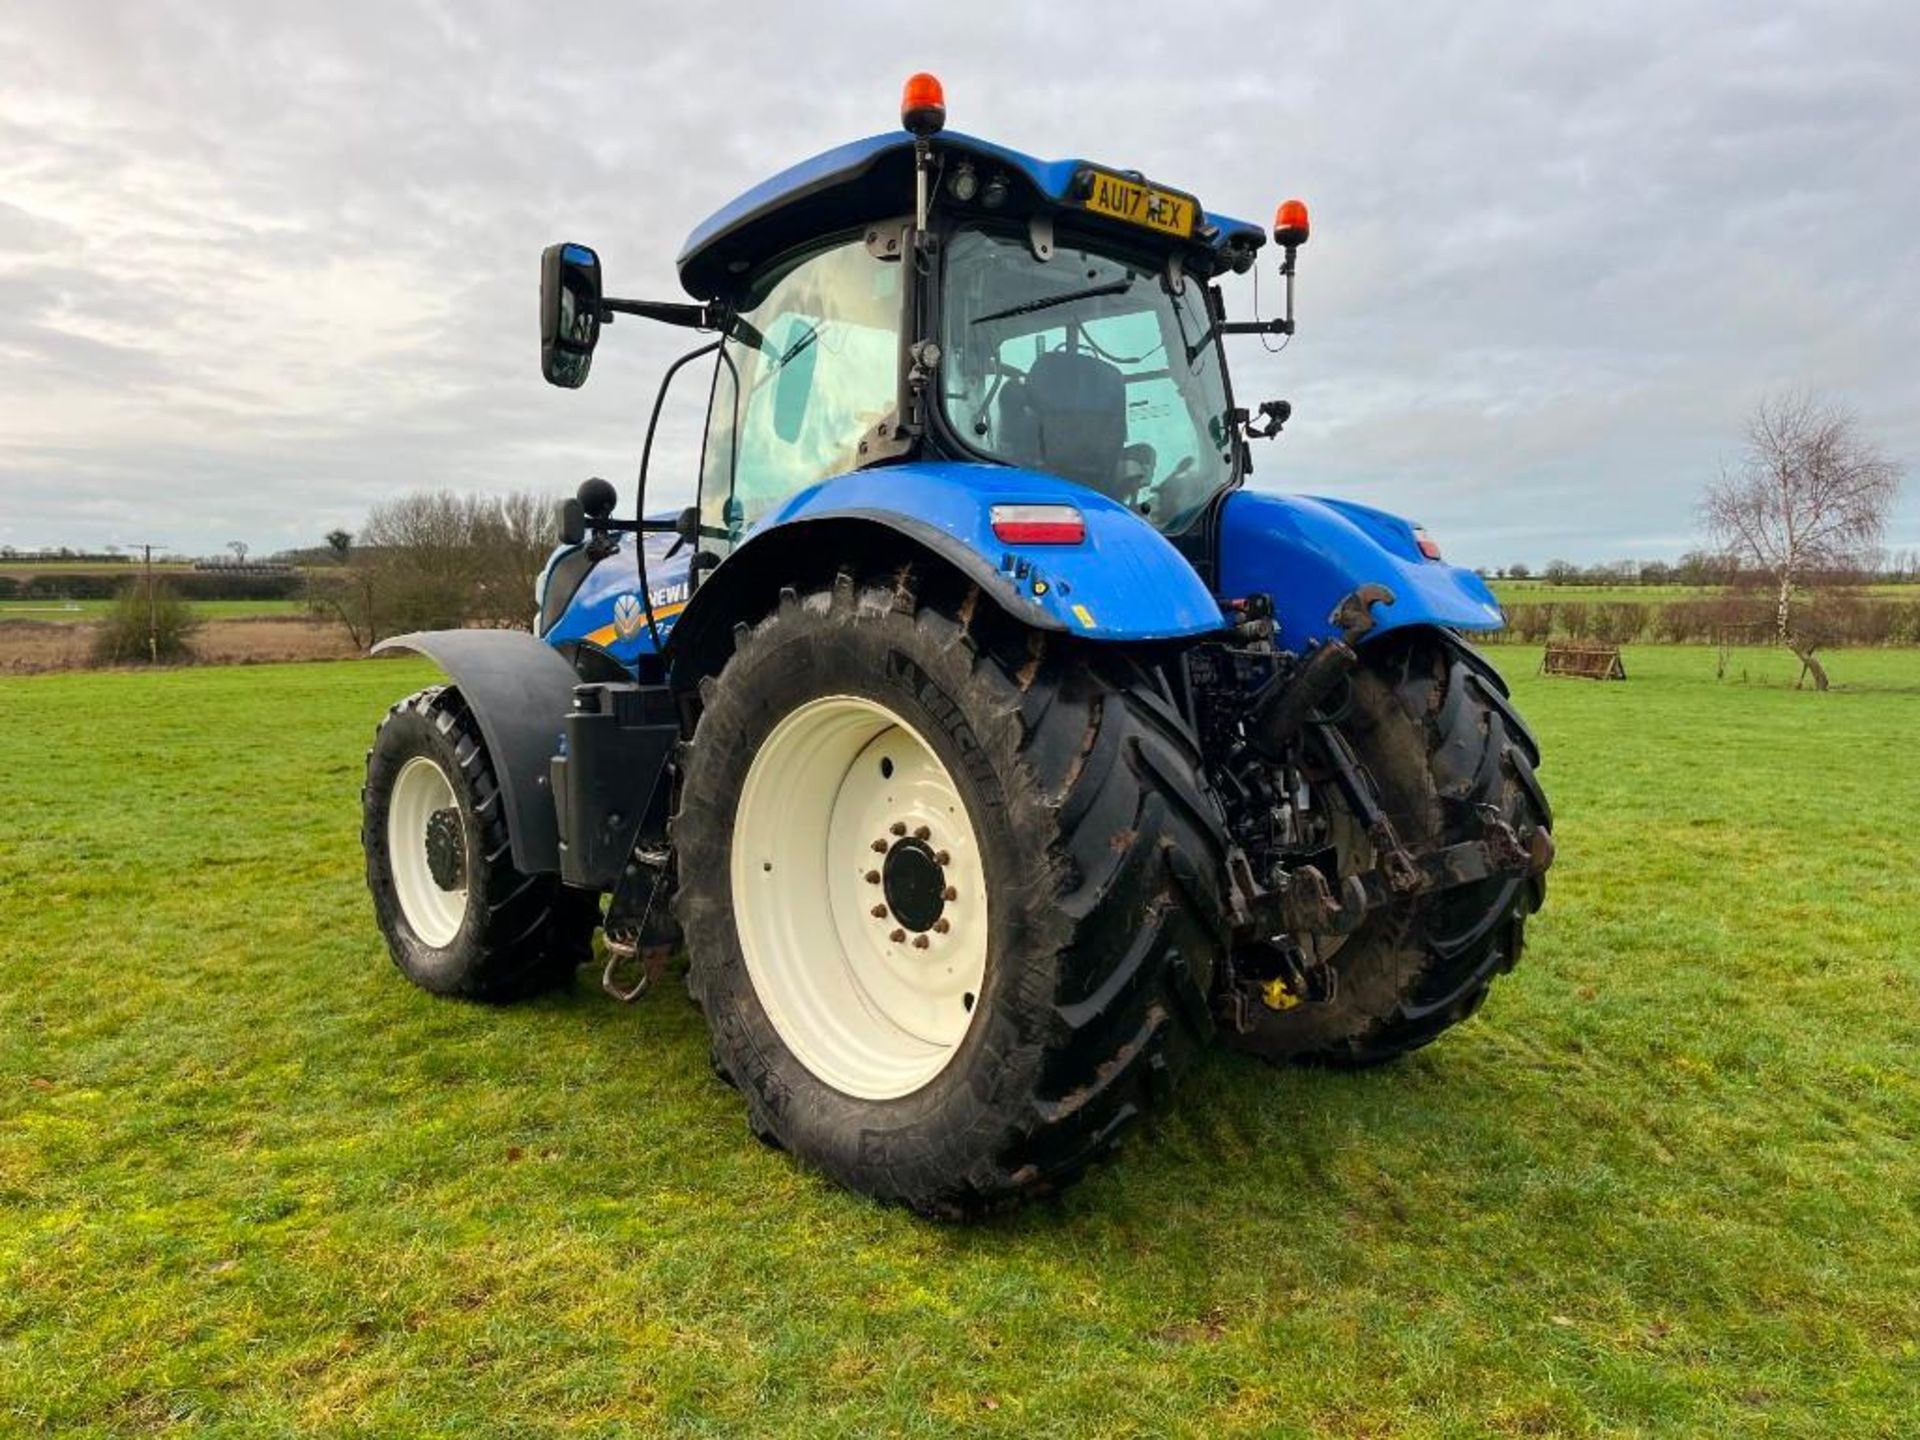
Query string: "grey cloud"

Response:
xmin=0 ymin=0 xmax=1915 ymax=562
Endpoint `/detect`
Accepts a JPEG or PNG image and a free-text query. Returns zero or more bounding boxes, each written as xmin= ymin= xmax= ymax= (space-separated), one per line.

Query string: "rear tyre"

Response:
xmin=1225 ymin=631 xmax=1550 ymax=1067
xmin=363 ymin=686 xmax=597 ymax=1000
xmin=674 ymin=575 xmax=1228 ymax=1217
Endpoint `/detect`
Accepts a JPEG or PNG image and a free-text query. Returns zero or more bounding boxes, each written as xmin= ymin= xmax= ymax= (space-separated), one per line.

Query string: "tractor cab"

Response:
xmin=538 ymin=74 xmax=1307 ymax=641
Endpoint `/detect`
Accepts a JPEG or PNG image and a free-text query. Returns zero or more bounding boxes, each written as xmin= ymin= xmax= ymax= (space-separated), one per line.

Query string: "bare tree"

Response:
xmin=307 ymin=489 xmax=564 ymax=645
xmin=1702 ymin=392 xmax=1902 ymax=690
xmin=470 ymin=490 xmax=560 ymax=627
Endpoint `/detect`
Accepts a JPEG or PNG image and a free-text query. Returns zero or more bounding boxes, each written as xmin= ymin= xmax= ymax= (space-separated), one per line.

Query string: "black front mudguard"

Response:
xmin=372 ymin=630 xmax=578 ymax=875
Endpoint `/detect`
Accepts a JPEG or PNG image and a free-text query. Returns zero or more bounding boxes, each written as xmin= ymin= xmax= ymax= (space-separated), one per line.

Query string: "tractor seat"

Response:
xmin=995 ymin=350 xmax=1128 ymax=499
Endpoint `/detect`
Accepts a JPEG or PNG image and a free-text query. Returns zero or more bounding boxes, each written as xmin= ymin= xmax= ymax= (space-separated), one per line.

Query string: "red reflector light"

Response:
xmin=1414 ymin=527 xmax=1443 ymax=561
xmin=991 ymin=504 xmax=1085 ymax=545
xmin=901 ymin=72 xmax=946 ymax=136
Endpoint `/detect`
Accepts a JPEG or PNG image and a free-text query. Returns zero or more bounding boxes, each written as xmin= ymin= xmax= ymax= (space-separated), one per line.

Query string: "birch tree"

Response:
xmin=1702 ymin=392 xmax=1901 ymax=690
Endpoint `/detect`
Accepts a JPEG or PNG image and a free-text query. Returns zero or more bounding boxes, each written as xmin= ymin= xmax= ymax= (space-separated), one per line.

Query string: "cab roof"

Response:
xmin=675 ymin=130 xmax=1266 ymax=300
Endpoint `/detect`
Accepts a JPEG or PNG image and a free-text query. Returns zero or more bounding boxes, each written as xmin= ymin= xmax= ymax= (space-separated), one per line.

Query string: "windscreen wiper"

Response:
xmin=770 ymin=322 xmax=820 ymax=371
xmin=971 ymin=279 xmax=1132 ymax=326
xmin=742 ymin=320 xmax=823 ymax=399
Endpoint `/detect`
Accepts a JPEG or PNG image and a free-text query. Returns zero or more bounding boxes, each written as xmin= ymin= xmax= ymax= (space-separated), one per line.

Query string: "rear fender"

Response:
xmin=372 ymin=629 xmax=576 ymax=875
xmin=1215 ymin=491 xmax=1506 ymax=651
xmin=668 ymin=460 xmax=1223 ymax=679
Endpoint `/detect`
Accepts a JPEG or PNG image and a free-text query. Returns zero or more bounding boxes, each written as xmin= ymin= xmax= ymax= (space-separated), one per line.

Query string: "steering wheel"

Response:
xmin=1121 ymin=451 xmax=1199 ymax=518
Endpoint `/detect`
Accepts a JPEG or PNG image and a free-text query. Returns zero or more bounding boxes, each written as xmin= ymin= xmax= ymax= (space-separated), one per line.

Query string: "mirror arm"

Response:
xmin=587 ymin=516 xmax=685 ymax=536
xmin=600 ymin=297 xmax=716 ymax=330
xmin=1218 ymin=318 xmax=1294 ymax=337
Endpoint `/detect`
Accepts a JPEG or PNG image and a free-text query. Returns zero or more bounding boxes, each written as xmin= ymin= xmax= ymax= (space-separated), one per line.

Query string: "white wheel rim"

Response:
xmin=731 ymin=695 xmax=990 ymax=1101
xmin=387 ymin=755 xmax=468 ymax=949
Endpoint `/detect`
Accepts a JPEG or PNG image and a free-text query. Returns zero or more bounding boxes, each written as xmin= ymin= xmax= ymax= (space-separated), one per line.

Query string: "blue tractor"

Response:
xmin=362 ymin=75 xmax=1553 ymax=1216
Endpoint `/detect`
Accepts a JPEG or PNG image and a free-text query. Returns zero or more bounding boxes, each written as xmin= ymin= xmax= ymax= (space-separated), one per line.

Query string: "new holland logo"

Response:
xmin=612 ymin=592 xmax=646 ymax=640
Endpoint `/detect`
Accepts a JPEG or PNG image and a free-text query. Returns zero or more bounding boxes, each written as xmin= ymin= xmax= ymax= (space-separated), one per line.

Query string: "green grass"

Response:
xmin=3 ymin=647 xmax=1916 ymax=1436
xmin=1489 ymin=582 xmax=1918 ymax=605
xmin=0 ymin=599 xmax=306 ymax=624
xmin=1490 ymin=583 xmax=1717 ymax=605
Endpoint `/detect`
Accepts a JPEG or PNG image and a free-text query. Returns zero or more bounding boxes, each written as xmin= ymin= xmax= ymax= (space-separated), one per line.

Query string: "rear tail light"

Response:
xmin=990 ymin=504 xmax=1085 ymax=545
xmin=1414 ymin=527 xmax=1443 ymax=561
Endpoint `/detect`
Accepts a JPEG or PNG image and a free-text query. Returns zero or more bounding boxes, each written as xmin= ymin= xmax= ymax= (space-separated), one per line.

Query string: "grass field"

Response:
xmin=1488 ymin=581 xmax=1918 ymax=605
xmin=1489 ymin=583 xmax=1717 ymax=605
xmin=3 ymin=646 xmax=1915 ymax=1435
xmin=0 ymin=599 xmax=306 ymax=624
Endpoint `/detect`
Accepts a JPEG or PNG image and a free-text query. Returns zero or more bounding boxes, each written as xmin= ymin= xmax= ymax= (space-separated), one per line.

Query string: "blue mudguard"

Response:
xmin=539 ymin=463 xmax=1220 ymax=670
xmin=609 ymin=460 xmax=1226 ymax=663
xmin=1215 ymin=490 xmax=1507 ymax=652
xmin=732 ymin=461 xmax=1224 ymax=639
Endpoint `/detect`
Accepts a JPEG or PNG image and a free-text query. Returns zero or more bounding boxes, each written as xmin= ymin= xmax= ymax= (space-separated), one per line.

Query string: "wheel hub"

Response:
xmin=881 ymin=837 xmax=946 ymax=932
xmin=387 ymin=755 xmax=469 ymax=949
xmin=424 ymin=807 xmax=465 ymax=891
xmin=731 ymin=694 xmax=991 ymax=1100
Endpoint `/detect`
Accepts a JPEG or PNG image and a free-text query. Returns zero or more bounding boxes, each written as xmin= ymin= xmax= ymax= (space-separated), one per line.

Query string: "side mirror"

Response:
xmin=540 ymin=242 xmax=603 ymax=388
xmin=558 ymin=497 xmax=586 ymax=546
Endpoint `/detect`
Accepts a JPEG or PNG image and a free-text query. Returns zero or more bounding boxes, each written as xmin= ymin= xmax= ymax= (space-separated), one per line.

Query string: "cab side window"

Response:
xmin=700 ymin=237 xmax=901 ymax=544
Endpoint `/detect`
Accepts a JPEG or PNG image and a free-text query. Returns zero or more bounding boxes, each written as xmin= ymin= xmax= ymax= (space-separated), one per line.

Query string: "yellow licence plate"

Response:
xmin=1079 ymin=168 xmax=1198 ymax=238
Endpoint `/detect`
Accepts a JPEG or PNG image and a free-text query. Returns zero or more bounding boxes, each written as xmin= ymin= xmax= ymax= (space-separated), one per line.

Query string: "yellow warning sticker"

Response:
xmin=1071 ymin=603 xmax=1096 ymax=629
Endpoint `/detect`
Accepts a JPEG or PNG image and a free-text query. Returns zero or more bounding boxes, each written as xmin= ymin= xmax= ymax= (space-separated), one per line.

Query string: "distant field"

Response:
xmin=0 ymin=561 xmax=195 ymax=580
xmin=0 ymin=613 xmax=356 ymax=673
xmin=0 ymin=598 xmax=306 ymax=624
xmin=1 ymin=644 xmax=1914 ymax=1434
xmin=1490 ymin=581 xmax=1918 ymax=605
xmin=1491 ymin=582 xmax=1712 ymax=604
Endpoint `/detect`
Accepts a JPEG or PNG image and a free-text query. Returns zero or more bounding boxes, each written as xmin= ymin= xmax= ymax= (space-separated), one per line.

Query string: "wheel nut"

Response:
xmin=934 ymin=850 xmax=950 ymax=866
xmin=871 ymin=839 xmax=888 ymax=853
xmin=913 ymin=825 xmax=931 ymax=841
xmin=865 ymin=870 xmax=881 ymax=884
xmin=889 ymin=928 xmax=906 ymax=943
xmin=943 ymin=885 xmax=958 ymax=902
xmin=911 ymin=935 xmax=930 ymax=950
xmin=889 ymin=821 xmax=907 ymax=837
xmin=933 ymin=918 xmax=950 ymax=934
xmin=870 ymin=904 xmax=888 ymax=919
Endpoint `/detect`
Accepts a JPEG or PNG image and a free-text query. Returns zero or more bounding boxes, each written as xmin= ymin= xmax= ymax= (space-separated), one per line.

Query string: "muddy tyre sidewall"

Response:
xmin=676 ymin=580 xmax=1227 ymax=1216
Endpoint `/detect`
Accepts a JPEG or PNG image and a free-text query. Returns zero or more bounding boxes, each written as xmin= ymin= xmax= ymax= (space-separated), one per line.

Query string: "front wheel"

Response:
xmin=362 ymin=687 xmax=597 ymax=1000
xmin=1224 ymin=632 xmax=1551 ymax=1067
xmin=674 ymin=575 xmax=1228 ymax=1217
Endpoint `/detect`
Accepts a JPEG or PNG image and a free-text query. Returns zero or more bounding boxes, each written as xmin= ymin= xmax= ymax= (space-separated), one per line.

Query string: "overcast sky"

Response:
xmin=3 ymin=0 xmax=1916 ymax=565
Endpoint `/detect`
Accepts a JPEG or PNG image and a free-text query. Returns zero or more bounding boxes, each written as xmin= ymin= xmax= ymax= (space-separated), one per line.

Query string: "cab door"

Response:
xmin=697 ymin=234 xmax=904 ymax=560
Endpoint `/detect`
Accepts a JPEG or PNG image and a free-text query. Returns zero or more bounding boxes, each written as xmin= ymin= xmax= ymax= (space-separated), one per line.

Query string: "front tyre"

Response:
xmin=675 ymin=576 xmax=1228 ymax=1217
xmin=362 ymin=687 xmax=596 ymax=1000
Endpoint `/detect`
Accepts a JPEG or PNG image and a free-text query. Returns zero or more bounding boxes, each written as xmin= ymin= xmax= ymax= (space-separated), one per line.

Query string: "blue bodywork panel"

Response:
xmin=677 ymin=130 xmax=1266 ymax=298
xmin=539 ymin=476 xmax=1507 ymax=669
xmin=539 ymin=530 xmax=696 ymax=667
xmin=1215 ymin=490 xmax=1506 ymax=651
xmin=540 ymin=462 xmax=1223 ymax=665
xmin=729 ymin=461 xmax=1223 ymax=639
